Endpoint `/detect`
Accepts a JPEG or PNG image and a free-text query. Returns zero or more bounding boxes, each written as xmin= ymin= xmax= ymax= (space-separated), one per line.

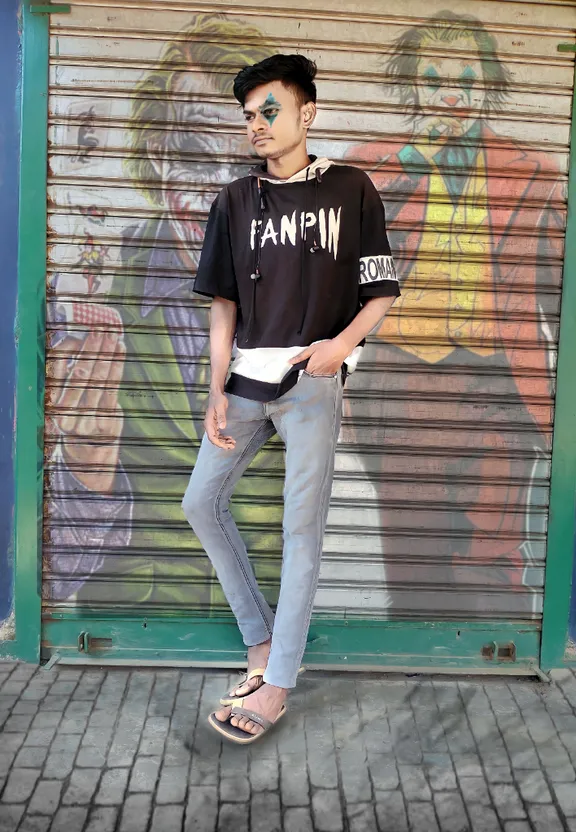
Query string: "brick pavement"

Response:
xmin=1 ymin=662 xmax=576 ymax=831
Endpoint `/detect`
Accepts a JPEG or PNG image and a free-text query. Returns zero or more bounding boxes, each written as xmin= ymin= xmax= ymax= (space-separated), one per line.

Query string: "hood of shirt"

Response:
xmin=248 ymin=155 xmax=335 ymax=184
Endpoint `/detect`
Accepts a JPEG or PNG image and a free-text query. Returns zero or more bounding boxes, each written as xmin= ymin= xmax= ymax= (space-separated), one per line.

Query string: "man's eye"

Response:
xmin=244 ymin=114 xmax=254 ymax=122
xmin=262 ymin=109 xmax=278 ymax=117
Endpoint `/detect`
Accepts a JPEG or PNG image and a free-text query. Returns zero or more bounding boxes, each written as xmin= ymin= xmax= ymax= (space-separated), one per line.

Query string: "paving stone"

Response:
xmin=553 ymin=781 xmax=576 ymax=815
xmin=312 ymin=789 xmax=344 ymax=832
xmin=485 ymin=767 xmax=513 ymax=784
xmin=490 ymin=783 xmax=526 ymax=820
xmin=459 ymin=776 xmax=491 ymax=805
xmin=452 ymin=754 xmax=484 ymax=777
xmin=250 ymin=791 xmax=281 ymax=832
xmin=367 ymin=756 xmax=398 ymax=791
xmin=339 ymin=749 xmax=372 ymax=803
xmin=250 ymin=754 xmax=279 ymax=791
xmin=0 ymin=805 xmax=25 ymax=831
xmin=3 ymin=714 xmax=34 ymax=732
xmin=516 ymin=769 xmax=551 ymax=803
xmin=504 ymin=823 xmax=531 ymax=832
xmin=434 ymin=791 xmax=469 ymax=832
xmin=346 ymin=802 xmax=378 ymax=832
xmin=218 ymin=802 xmax=248 ymax=831
xmin=426 ymin=758 xmax=457 ymax=791
xmin=308 ymin=743 xmax=339 ymax=789
xmin=95 ymin=768 xmax=129 ymax=805
xmin=119 ymin=794 xmax=152 ymax=832
xmin=185 ymin=785 xmax=218 ymax=832
xmin=76 ymin=746 xmax=107 ymax=768
xmin=407 ymin=801 xmax=440 ymax=832
xmin=189 ymin=754 xmax=219 ymax=787
xmin=65 ymin=701 xmax=92 ymax=717
xmin=546 ymin=763 xmax=576 ymax=782
xmin=17 ymin=817 xmax=52 ymax=832
xmin=156 ymin=764 xmax=189 ymax=804
xmin=220 ymin=743 xmax=249 ymax=778
xmin=49 ymin=681 xmax=78 ymax=696
xmin=374 ymin=791 xmax=408 ymax=832
xmin=11 ymin=703 xmax=38 ymax=716
xmin=1 ymin=768 xmax=40 ymax=802
xmin=281 ymin=753 xmax=310 ymax=806
xmin=0 ymin=753 xmax=15 ymax=778
xmin=284 ymin=807 xmax=314 ymax=832
xmin=22 ymin=728 xmax=57 ymax=748
xmin=62 ymin=768 xmax=101 ymax=805
xmin=2 ymin=733 xmax=25 ymax=753
xmin=467 ymin=805 xmax=502 ymax=832
xmin=37 ymin=696 xmax=69 ymax=713
xmin=43 ymin=751 xmax=74 ymax=780
xmin=528 ymin=804 xmax=566 ymax=832
xmin=50 ymin=807 xmax=88 ymax=832
xmin=129 ymin=756 xmax=161 ymax=793
xmin=398 ymin=764 xmax=431 ymax=801
xmin=151 ymin=805 xmax=185 ymax=832
xmin=27 ymin=780 xmax=63 ymax=815
xmin=85 ymin=807 xmax=119 ymax=832
xmin=59 ymin=717 xmax=88 ymax=735
xmin=51 ymin=732 xmax=81 ymax=754
xmin=13 ymin=746 xmax=48 ymax=769
xmin=219 ymin=774 xmax=250 ymax=803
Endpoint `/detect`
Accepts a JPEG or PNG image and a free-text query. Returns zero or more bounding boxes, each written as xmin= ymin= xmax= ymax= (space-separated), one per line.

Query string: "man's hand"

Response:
xmin=413 ymin=114 xmax=465 ymax=162
xmin=49 ymin=330 xmax=126 ymax=493
xmin=289 ymin=336 xmax=350 ymax=376
xmin=204 ymin=391 xmax=236 ymax=450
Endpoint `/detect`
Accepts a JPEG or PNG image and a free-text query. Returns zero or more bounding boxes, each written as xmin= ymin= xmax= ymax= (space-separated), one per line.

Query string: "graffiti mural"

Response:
xmin=346 ymin=10 xmax=563 ymax=613
xmin=46 ymin=14 xmax=278 ymax=610
xmin=45 ymin=5 xmax=567 ymax=622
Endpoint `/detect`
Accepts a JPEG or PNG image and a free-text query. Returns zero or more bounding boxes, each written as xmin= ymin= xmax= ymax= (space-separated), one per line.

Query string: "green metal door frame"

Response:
xmin=9 ymin=6 xmax=576 ymax=673
xmin=0 ymin=5 xmax=51 ymax=662
xmin=541 ymin=45 xmax=576 ymax=670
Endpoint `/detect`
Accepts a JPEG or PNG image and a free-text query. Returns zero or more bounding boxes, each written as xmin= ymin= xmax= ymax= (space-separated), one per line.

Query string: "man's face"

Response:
xmin=146 ymin=71 xmax=247 ymax=255
xmin=416 ymin=37 xmax=487 ymax=136
xmin=243 ymin=80 xmax=312 ymax=160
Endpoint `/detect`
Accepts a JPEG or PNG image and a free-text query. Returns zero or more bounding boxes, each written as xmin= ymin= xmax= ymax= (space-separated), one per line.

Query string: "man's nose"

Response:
xmin=442 ymin=95 xmax=460 ymax=107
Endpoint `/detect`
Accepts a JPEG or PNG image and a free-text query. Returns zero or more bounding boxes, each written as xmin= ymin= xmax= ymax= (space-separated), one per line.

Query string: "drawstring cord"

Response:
xmin=298 ymin=166 xmax=322 ymax=334
xmin=245 ymin=177 xmax=265 ymax=341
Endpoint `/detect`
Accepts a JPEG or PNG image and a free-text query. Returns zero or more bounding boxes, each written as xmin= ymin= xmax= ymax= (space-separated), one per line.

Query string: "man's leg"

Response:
xmin=182 ymin=393 xmax=277 ymax=649
xmin=216 ymin=371 xmax=343 ymax=733
xmin=265 ymin=371 xmax=343 ymax=687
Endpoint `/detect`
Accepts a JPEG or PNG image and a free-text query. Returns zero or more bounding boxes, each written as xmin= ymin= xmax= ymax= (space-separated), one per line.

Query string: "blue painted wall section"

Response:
xmin=0 ymin=0 xmax=21 ymax=633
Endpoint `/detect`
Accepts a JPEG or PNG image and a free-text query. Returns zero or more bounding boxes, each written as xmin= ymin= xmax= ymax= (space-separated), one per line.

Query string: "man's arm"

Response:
xmin=204 ymin=296 xmax=237 ymax=449
xmin=290 ymin=295 xmax=396 ymax=375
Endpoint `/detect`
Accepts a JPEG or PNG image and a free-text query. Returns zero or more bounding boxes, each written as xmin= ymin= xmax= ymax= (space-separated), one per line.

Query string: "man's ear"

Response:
xmin=302 ymin=102 xmax=317 ymax=129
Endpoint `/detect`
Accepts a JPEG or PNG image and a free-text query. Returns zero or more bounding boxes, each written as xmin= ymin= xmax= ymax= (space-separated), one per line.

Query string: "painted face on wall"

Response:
xmin=243 ymin=80 xmax=315 ymax=161
xmin=417 ymin=36 xmax=487 ymax=136
xmin=146 ymin=71 xmax=248 ymax=257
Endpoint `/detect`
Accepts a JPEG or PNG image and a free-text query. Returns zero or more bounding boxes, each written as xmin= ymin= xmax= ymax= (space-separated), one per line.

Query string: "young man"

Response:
xmin=182 ymin=54 xmax=400 ymax=743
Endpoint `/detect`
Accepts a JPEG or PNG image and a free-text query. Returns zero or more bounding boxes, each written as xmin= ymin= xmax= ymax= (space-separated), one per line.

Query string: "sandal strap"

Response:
xmin=246 ymin=667 xmax=266 ymax=681
xmin=230 ymin=706 xmax=273 ymax=731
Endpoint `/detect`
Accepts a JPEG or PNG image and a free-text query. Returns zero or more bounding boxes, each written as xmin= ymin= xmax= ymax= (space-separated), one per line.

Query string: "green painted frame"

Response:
xmin=10 ymin=10 xmax=574 ymax=673
xmin=1 ymin=5 xmax=49 ymax=662
xmin=540 ymin=49 xmax=576 ymax=670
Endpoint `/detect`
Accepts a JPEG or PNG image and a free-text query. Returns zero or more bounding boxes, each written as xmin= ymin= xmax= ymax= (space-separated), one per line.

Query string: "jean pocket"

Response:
xmin=303 ymin=369 xmax=339 ymax=379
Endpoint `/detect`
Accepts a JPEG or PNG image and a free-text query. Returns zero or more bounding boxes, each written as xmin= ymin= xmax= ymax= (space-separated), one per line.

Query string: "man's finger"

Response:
xmin=289 ymin=346 xmax=315 ymax=364
xmin=97 ymin=340 xmax=126 ymax=436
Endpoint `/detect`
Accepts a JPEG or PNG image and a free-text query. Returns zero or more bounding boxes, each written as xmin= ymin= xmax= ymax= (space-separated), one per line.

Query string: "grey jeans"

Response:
xmin=182 ymin=370 xmax=343 ymax=689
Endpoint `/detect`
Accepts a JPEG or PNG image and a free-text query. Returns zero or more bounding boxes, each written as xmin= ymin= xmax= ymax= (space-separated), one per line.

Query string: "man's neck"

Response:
xmin=265 ymin=144 xmax=311 ymax=180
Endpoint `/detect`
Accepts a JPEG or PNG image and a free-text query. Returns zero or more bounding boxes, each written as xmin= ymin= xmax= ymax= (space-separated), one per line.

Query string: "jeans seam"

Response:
xmin=292 ymin=374 xmax=342 ymax=674
xmin=214 ymin=421 xmax=274 ymax=638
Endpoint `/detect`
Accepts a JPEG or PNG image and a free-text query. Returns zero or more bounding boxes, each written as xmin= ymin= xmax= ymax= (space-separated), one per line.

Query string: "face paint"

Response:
xmin=423 ymin=66 xmax=442 ymax=92
xmin=458 ymin=66 xmax=478 ymax=106
xmin=259 ymin=93 xmax=281 ymax=126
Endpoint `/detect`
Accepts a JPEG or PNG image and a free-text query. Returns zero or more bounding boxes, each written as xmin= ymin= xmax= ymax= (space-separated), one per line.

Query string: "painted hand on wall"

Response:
xmin=50 ymin=324 xmax=125 ymax=493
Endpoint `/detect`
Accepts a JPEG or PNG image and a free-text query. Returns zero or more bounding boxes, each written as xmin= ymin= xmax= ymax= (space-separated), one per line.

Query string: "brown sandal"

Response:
xmin=208 ymin=697 xmax=287 ymax=745
xmin=219 ymin=667 xmax=266 ymax=706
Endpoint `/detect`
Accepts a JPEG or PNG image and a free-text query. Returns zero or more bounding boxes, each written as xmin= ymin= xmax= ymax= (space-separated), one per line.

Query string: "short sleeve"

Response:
xmin=358 ymin=174 xmax=401 ymax=301
xmin=194 ymin=188 xmax=239 ymax=303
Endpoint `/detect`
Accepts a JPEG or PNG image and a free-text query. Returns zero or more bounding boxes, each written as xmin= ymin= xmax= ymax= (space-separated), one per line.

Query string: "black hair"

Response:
xmin=233 ymin=53 xmax=317 ymax=107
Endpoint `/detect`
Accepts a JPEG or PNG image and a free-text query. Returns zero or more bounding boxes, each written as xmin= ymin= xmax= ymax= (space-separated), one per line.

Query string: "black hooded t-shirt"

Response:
xmin=194 ymin=157 xmax=400 ymax=402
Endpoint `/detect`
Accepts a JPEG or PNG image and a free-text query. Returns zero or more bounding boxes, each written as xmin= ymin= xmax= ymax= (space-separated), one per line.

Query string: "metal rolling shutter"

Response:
xmin=43 ymin=0 xmax=574 ymax=656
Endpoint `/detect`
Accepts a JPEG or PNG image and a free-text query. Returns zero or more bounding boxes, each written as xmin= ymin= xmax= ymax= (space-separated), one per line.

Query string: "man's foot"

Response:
xmin=214 ymin=683 xmax=287 ymax=735
xmin=228 ymin=639 xmax=272 ymax=698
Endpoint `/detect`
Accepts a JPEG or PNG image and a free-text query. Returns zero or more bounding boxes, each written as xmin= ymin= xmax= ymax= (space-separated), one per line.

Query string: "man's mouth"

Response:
xmin=253 ymin=136 xmax=271 ymax=145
